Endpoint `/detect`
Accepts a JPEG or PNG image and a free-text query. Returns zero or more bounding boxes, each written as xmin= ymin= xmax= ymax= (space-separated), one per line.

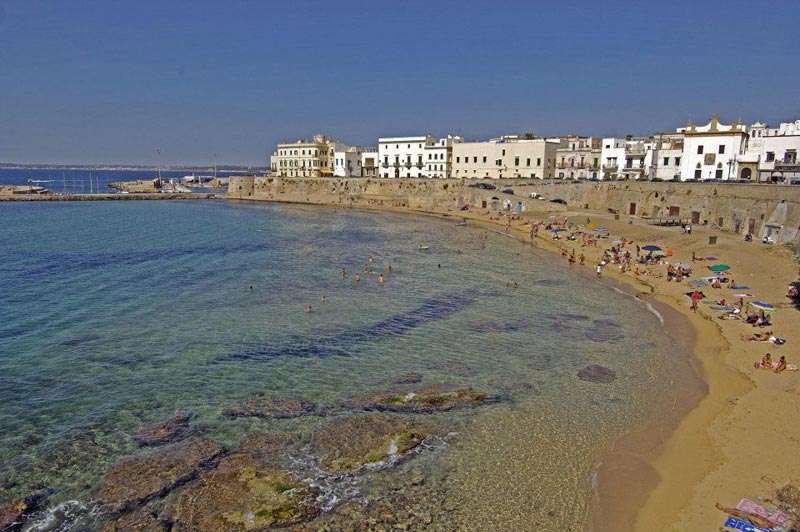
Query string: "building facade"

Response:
xmin=744 ymin=120 xmax=800 ymax=183
xmin=360 ymin=150 xmax=378 ymax=177
xmin=422 ymin=135 xmax=462 ymax=178
xmin=599 ymin=137 xmax=654 ymax=180
xmin=451 ymin=136 xmax=557 ymax=179
xmin=649 ymin=133 xmax=684 ymax=180
xmin=555 ymin=136 xmax=601 ymax=179
xmin=378 ymin=136 xmax=435 ymax=178
xmin=678 ymin=116 xmax=747 ymax=181
xmin=333 ymin=146 xmax=364 ymax=177
xmin=270 ymin=134 xmax=335 ymax=177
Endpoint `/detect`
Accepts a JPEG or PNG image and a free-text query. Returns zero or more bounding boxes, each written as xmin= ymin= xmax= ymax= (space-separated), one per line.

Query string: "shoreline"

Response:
xmin=226 ymin=196 xmax=720 ymax=530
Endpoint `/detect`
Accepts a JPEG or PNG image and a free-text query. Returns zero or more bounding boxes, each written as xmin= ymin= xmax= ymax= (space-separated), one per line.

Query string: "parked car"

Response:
xmin=501 ymin=188 xmax=514 ymax=195
xmin=550 ymin=198 xmax=567 ymax=205
xmin=529 ymin=192 xmax=542 ymax=199
xmin=478 ymin=183 xmax=497 ymax=190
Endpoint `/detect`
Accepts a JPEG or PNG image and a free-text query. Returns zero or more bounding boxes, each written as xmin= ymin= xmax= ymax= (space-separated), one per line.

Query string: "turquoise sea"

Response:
xmin=0 ymin=200 xmax=695 ymax=530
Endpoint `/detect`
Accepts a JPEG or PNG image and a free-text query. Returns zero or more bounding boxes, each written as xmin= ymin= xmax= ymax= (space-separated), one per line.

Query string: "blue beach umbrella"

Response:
xmin=642 ymin=245 xmax=661 ymax=252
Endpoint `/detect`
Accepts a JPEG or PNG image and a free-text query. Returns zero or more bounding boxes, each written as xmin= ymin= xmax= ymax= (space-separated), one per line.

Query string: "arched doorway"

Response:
xmin=740 ymin=167 xmax=752 ymax=180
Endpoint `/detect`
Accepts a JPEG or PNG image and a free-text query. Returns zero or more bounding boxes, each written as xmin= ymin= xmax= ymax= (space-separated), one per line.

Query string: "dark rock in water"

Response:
xmin=347 ymin=384 xmax=492 ymax=414
xmin=134 ymin=412 xmax=192 ymax=447
xmin=101 ymin=505 xmax=164 ymax=532
xmin=584 ymin=319 xmax=625 ymax=343
xmin=577 ymin=365 xmax=617 ymax=383
xmin=94 ymin=438 xmax=224 ymax=515
xmin=470 ymin=319 xmax=531 ymax=333
xmin=165 ymin=453 xmax=319 ymax=530
xmin=393 ymin=372 xmax=423 ymax=385
xmin=0 ymin=490 xmax=51 ymax=531
xmin=310 ymin=414 xmax=428 ymax=473
xmin=238 ymin=432 xmax=300 ymax=468
xmin=223 ymin=394 xmax=316 ymax=419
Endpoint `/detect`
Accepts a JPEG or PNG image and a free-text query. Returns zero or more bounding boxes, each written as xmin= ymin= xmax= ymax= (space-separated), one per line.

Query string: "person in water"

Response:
xmin=304 ymin=304 xmax=313 ymax=313
xmin=354 ymin=273 xmax=360 ymax=283
xmin=320 ymin=295 xmax=326 ymax=303
xmin=378 ymin=273 xmax=384 ymax=284
xmin=341 ymin=268 xmax=347 ymax=278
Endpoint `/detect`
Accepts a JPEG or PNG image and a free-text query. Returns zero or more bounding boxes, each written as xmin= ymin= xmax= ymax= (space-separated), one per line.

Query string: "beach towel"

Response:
xmin=688 ymin=280 xmax=707 ymax=288
xmin=736 ymin=498 xmax=791 ymax=527
xmin=731 ymin=285 xmax=751 ymax=290
xmin=723 ymin=516 xmax=772 ymax=531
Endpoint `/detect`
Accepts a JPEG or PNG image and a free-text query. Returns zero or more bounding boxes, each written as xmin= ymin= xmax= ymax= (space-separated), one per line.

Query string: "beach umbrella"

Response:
xmin=750 ymin=300 xmax=775 ymax=313
xmin=642 ymin=245 xmax=661 ymax=252
xmin=708 ymin=263 xmax=730 ymax=272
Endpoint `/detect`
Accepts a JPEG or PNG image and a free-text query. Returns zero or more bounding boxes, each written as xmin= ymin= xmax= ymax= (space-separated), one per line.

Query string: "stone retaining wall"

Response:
xmin=228 ymin=176 xmax=800 ymax=247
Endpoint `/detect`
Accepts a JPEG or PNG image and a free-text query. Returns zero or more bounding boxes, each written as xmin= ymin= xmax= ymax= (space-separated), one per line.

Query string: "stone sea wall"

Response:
xmin=227 ymin=176 xmax=800 ymax=247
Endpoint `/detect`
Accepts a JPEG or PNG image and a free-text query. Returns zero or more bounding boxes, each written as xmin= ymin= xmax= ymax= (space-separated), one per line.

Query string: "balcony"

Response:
xmin=381 ymin=162 xmax=389 ymax=168
xmin=404 ymin=161 xmax=412 ymax=168
xmin=776 ymin=158 xmax=799 ymax=168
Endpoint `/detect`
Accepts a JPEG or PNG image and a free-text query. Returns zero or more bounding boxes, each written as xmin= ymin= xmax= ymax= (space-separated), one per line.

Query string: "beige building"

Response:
xmin=555 ymin=136 xmax=602 ymax=179
xmin=451 ymin=135 xmax=558 ymax=179
xmin=270 ymin=134 xmax=336 ymax=177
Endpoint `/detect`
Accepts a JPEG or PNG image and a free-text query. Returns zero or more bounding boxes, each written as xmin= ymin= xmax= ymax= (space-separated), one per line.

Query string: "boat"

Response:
xmin=418 ymin=245 xmax=430 ymax=251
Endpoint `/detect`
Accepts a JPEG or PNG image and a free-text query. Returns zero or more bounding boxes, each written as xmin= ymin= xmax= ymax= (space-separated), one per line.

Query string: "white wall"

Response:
xmin=378 ymin=136 xmax=433 ymax=178
xmin=680 ymin=134 xmax=745 ymax=181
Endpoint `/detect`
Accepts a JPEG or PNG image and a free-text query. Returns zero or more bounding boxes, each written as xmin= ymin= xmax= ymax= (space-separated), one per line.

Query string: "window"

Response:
xmin=675 ymin=157 xmax=681 ymax=165
xmin=718 ymin=145 xmax=725 ymax=154
xmin=766 ymin=152 xmax=775 ymax=162
xmin=483 ymin=156 xmax=487 ymax=163
xmin=697 ymin=145 xmax=704 ymax=154
xmin=456 ymin=157 xmax=460 ymax=163
xmin=526 ymin=158 xmax=531 ymax=166
xmin=473 ymin=156 xmax=477 ymax=163
xmin=663 ymin=157 xmax=669 ymax=166
xmin=502 ymin=149 xmax=506 ymax=156
xmin=495 ymin=159 xmax=502 ymax=166
xmin=715 ymin=163 xmax=723 ymax=179
xmin=537 ymin=158 xmax=541 ymax=166
xmin=515 ymin=157 xmax=520 ymax=166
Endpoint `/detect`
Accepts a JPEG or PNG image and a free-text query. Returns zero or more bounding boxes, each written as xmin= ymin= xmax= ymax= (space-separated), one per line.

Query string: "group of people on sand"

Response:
xmin=755 ymin=352 xmax=789 ymax=373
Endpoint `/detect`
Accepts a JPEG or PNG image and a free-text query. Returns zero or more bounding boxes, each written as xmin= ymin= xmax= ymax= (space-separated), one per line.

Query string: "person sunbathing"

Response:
xmin=744 ymin=331 xmax=773 ymax=342
xmin=774 ymin=355 xmax=787 ymax=373
xmin=755 ymin=353 xmax=772 ymax=369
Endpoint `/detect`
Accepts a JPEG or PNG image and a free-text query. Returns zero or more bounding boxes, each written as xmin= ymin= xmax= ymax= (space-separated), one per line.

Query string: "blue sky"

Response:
xmin=0 ymin=0 xmax=798 ymax=165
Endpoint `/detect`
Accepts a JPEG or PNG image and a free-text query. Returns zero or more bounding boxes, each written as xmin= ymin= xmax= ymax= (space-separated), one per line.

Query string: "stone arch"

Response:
xmin=740 ymin=167 xmax=752 ymax=180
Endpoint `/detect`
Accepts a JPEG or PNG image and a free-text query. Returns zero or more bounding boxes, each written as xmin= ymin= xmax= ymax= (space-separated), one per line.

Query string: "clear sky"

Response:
xmin=1 ymin=0 xmax=798 ymax=166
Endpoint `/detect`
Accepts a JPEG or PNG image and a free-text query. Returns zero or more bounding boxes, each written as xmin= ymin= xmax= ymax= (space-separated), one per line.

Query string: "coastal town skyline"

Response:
xmin=1 ymin=0 xmax=798 ymax=165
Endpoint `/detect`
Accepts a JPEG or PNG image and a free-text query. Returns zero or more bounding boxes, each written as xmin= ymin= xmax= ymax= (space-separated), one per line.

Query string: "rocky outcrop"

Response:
xmin=310 ymin=414 xmax=428 ymax=473
xmin=577 ymin=364 xmax=617 ymax=383
xmin=165 ymin=453 xmax=319 ymax=530
xmin=94 ymin=438 xmax=224 ymax=515
xmin=134 ymin=412 xmax=192 ymax=447
xmin=0 ymin=490 xmax=51 ymax=532
xmin=347 ymin=384 xmax=492 ymax=414
xmin=223 ymin=395 xmax=317 ymax=419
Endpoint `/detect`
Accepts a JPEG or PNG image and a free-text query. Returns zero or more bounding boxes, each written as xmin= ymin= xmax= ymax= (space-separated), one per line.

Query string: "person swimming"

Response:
xmin=304 ymin=304 xmax=313 ymax=313
xmin=354 ymin=273 xmax=360 ymax=283
xmin=320 ymin=295 xmax=327 ymax=303
xmin=378 ymin=273 xmax=384 ymax=284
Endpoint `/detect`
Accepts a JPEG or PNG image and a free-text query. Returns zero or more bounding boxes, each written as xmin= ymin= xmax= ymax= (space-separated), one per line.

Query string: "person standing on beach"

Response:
xmin=690 ymin=290 xmax=702 ymax=311
xmin=596 ymin=264 xmax=602 ymax=278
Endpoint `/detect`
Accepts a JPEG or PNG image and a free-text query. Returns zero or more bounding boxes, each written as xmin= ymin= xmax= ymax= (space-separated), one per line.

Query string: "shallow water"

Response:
xmin=0 ymin=200 xmax=692 ymax=529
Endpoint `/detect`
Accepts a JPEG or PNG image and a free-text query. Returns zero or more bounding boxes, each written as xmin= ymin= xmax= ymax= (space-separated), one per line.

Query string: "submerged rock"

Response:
xmin=166 ymin=453 xmax=319 ymax=530
xmin=223 ymin=395 xmax=316 ymax=419
xmin=392 ymin=372 xmax=423 ymax=385
xmin=347 ymin=384 xmax=491 ymax=414
xmin=310 ymin=414 xmax=428 ymax=473
xmin=101 ymin=505 xmax=165 ymax=532
xmin=577 ymin=365 xmax=617 ymax=384
xmin=94 ymin=438 xmax=224 ymax=515
xmin=134 ymin=412 xmax=192 ymax=447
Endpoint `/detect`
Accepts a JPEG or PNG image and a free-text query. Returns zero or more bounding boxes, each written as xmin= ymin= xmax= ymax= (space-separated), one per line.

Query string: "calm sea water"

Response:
xmin=0 ymin=200 xmax=690 ymax=529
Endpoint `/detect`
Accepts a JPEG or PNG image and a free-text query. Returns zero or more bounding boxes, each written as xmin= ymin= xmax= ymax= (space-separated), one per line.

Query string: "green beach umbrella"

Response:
xmin=708 ymin=263 xmax=730 ymax=272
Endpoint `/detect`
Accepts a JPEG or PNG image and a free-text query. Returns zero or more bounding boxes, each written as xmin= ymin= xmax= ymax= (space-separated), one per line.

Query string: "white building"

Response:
xmin=554 ymin=136 xmax=601 ymax=179
xmin=424 ymin=135 xmax=462 ymax=178
xmin=743 ymin=120 xmax=800 ymax=183
xmin=678 ymin=116 xmax=747 ymax=181
xmin=360 ymin=149 xmax=378 ymax=178
xmin=451 ymin=135 xmax=558 ymax=179
xmin=270 ymin=134 xmax=336 ymax=177
xmin=650 ymin=133 xmax=684 ymax=180
xmin=333 ymin=145 xmax=364 ymax=177
xmin=599 ymin=137 xmax=654 ymax=180
xmin=378 ymin=136 xmax=435 ymax=178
